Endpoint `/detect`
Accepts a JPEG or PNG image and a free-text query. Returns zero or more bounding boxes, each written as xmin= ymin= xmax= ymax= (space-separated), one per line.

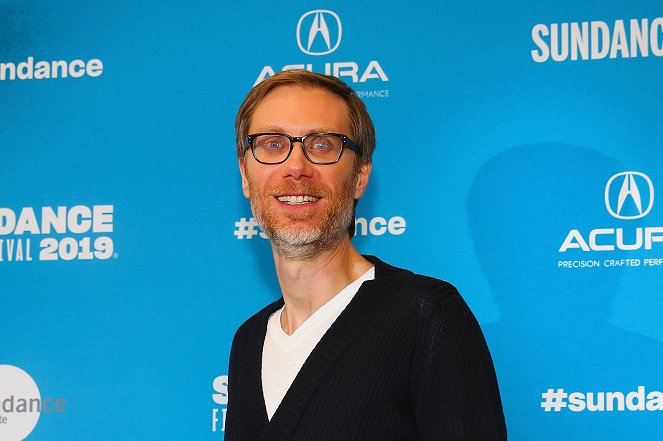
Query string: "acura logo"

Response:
xmin=296 ymin=10 xmax=342 ymax=56
xmin=604 ymin=171 xmax=654 ymax=220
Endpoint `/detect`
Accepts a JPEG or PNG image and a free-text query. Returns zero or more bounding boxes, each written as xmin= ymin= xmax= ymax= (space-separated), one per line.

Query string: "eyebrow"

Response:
xmin=252 ymin=126 xmax=337 ymax=134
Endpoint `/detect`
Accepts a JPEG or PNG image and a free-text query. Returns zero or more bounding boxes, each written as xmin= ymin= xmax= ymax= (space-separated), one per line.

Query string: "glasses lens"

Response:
xmin=304 ymin=134 xmax=343 ymax=163
xmin=252 ymin=135 xmax=290 ymax=163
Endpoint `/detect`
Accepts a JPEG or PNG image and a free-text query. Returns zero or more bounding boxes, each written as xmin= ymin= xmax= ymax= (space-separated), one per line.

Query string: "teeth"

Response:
xmin=277 ymin=195 xmax=320 ymax=204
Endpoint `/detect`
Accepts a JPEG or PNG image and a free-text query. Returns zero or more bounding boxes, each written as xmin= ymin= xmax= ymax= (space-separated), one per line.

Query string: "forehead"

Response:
xmin=249 ymin=85 xmax=351 ymax=134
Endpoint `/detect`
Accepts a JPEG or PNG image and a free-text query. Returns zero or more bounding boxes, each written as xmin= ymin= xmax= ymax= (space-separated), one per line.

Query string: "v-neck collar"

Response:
xmin=241 ymin=256 xmax=409 ymax=441
xmin=270 ymin=265 xmax=375 ymax=342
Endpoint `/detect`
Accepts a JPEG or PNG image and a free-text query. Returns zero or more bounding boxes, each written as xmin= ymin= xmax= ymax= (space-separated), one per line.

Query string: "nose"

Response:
xmin=282 ymin=141 xmax=314 ymax=180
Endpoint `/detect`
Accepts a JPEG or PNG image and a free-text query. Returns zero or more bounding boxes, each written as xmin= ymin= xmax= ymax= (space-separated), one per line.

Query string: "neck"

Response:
xmin=272 ymin=235 xmax=372 ymax=335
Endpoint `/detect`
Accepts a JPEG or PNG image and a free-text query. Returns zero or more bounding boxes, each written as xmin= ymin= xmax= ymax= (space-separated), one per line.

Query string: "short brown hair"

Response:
xmin=235 ymin=70 xmax=375 ymax=166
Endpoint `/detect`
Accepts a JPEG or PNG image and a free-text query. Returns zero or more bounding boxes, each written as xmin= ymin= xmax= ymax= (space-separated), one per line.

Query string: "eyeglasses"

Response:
xmin=244 ymin=132 xmax=362 ymax=165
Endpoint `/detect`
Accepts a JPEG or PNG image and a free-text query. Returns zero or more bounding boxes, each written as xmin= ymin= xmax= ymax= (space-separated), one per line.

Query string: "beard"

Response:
xmin=247 ymin=175 xmax=356 ymax=261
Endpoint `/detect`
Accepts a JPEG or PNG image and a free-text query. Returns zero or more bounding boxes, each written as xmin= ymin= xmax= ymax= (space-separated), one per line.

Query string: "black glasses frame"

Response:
xmin=244 ymin=132 xmax=362 ymax=165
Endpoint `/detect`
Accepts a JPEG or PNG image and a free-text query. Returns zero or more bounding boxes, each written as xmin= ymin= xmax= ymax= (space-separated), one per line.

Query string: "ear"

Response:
xmin=238 ymin=158 xmax=251 ymax=199
xmin=354 ymin=161 xmax=372 ymax=199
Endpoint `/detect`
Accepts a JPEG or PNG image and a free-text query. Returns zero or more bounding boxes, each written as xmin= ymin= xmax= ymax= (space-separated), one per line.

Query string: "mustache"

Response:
xmin=266 ymin=182 xmax=332 ymax=198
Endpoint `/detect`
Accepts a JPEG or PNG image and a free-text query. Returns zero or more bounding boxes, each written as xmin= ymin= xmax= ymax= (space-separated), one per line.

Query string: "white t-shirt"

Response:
xmin=261 ymin=266 xmax=375 ymax=420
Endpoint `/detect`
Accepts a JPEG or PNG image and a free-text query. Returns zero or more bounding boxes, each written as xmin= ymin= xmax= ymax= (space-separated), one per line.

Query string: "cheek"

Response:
xmin=242 ymin=163 xmax=268 ymax=194
xmin=244 ymin=168 xmax=281 ymax=202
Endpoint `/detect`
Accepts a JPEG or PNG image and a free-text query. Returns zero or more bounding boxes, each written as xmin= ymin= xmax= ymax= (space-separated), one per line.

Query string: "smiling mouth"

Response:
xmin=277 ymin=195 xmax=320 ymax=205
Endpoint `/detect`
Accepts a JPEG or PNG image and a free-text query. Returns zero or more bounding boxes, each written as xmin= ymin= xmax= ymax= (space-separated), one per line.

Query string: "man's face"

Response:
xmin=239 ymin=85 xmax=371 ymax=260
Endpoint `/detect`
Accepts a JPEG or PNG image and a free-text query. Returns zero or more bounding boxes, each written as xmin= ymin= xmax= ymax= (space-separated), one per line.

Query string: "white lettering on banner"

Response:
xmin=211 ymin=408 xmax=227 ymax=433
xmin=254 ymin=61 xmax=389 ymax=86
xmin=558 ymin=228 xmax=663 ymax=252
xmin=212 ymin=376 xmax=229 ymax=405
xmin=0 ymin=205 xmax=116 ymax=263
xmin=0 ymin=57 xmax=104 ymax=81
xmin=541 ymin=386 xmax=663 ymax=412
xmin=38 ymin=237 xmax=114 ymax=261
xmin=254 ymin=9 xmax=390 ymax=98
xmin=531 ymin=18 xmax=663 ymax=62
xmin=356 ymin=90 xmax=390 ymax=98
xmin=354 ymin=216 xmax=406 ymax=236
xmin=558 ymin=258 xmax=663 ymax=269
xmin=557 ymin=172 xmax=662 ymax=270
xmin=233 ymin=216 xmax=407 ymax=240
xmin=212 ymin=375 xmax=229 ymax=433
xmin=557 ymin=260 xmax=601 ymax=268
xmin=0 ymin=206 xmax=113 ymax=235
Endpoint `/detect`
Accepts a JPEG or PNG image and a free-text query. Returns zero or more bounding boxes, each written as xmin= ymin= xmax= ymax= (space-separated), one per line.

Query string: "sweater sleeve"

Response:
xmin=225 ymin=319 xmax=266 ymax=441
xmin=224 ymin=323 xmax=246 ymax=441
xmin=411 ymin=281 xmax=507 ymax=440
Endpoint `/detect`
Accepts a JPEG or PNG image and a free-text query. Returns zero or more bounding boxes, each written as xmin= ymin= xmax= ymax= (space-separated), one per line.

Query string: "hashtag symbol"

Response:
xmin=234 ymin=217 xmax=259 ymax=239
xmin=541 ymin=388 xmax=568 ymax=412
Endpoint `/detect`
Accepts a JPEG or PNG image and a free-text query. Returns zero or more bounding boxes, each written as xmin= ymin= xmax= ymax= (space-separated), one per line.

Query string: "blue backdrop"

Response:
xmin=1 ymin=1 xmax=662 ymax=439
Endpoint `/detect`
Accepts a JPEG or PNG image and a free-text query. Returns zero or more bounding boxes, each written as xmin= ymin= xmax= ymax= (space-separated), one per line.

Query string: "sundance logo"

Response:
xmin=0 ymin=365 xmax=66 ymax=441
xmin=531 ymin=18 xmax=663 ymax=62
xmin=0 ymin=57 xmax=103 ymax=81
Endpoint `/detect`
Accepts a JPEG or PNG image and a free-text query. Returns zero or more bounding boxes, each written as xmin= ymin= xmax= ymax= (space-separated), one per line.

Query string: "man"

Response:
xmin=226 ymin=70 xmax=506 ymax=440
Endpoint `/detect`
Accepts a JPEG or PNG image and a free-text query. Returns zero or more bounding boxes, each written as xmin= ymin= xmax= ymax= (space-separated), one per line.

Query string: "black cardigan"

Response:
xmin=226 ymin=256 xmax=506 ymax=441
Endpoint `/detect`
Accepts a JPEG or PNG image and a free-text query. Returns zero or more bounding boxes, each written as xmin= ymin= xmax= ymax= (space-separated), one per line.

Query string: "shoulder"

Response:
xmin=366 ymin=254 xmax=462 ymax=310
xmin=365 ymin=255 xmax=483 ymax=343
xmin=365 ymin=256 xmax=491 ymax=371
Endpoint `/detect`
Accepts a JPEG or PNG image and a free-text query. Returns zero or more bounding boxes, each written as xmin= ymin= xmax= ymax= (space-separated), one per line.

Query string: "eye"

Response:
xmin=306 ymin=136 xmax=334 ymax=151
xmin=311 ymin=141 xmax=331 ymax=151
xmin=256 ymin=135 xmax=287 ymax=150
xmin=266 ymin=140 xmax=283 ymax=149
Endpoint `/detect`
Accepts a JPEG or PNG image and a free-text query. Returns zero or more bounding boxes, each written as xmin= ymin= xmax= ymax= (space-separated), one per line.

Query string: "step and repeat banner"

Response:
xmin=1 ymin=0 xmax=662 ymax=439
